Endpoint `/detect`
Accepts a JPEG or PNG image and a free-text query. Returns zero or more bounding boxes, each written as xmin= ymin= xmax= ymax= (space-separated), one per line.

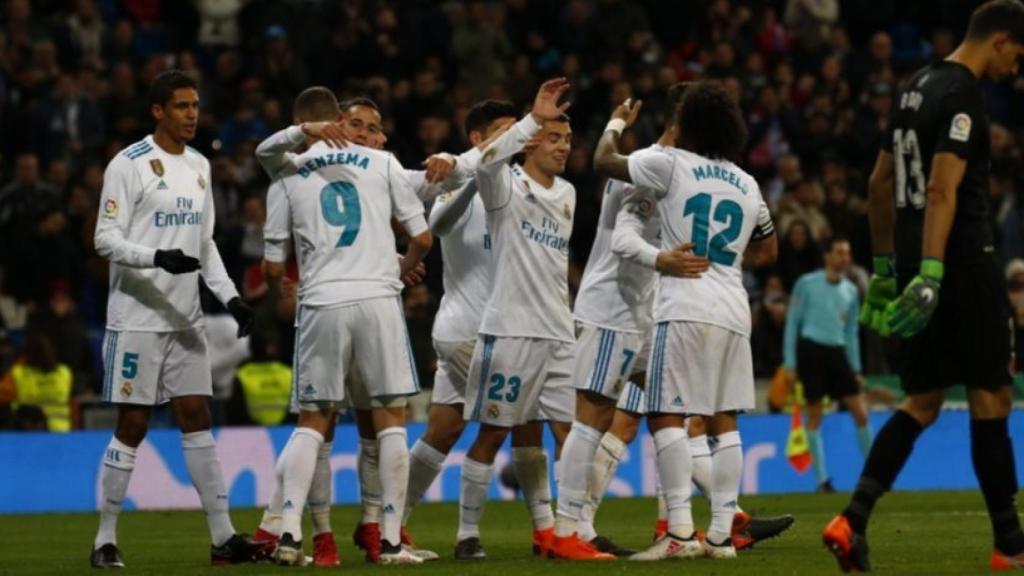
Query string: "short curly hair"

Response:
xmin=676 ymin=80 xmax=747 ymax=163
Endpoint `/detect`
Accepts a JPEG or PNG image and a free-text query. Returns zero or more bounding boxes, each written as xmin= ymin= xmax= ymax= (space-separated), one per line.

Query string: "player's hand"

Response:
xmin=423 ymin=153 xmax=456 ymax=184
xmin=611 ymin=98 xmax=643 ymax=129
xmin=884 ymin=259 xmax=943 ymax=338
xmin=859 ymin=255 xmax=898 ymax=335
xmin=302 ymin=121 xmax=348 ymax=148
xmin=531 ymin=77 xmax=572 ymax=122
xmin=401 ymin=262 xmax=427 ymax=287
xmin=227 ymin=297 xmax=254 ymax=338
xmin=154 ymin=249 xmax=200 ymax=274
xmin=398 ymin=255 xmax=424 ymax=282
xmin=655 ymin=243 xmax=709 ymax=278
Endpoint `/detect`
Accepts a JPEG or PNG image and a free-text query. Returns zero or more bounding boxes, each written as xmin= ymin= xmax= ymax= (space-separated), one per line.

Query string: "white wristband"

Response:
xmin=605 ymin=118 xmax=627 ymax=135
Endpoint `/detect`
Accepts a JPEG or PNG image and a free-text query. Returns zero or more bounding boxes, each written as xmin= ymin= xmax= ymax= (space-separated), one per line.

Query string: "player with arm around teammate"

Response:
xmin=595 ymin=80 xmax=778 ymax=561
xmin=260 ymin=86 xmax=432 ymax=566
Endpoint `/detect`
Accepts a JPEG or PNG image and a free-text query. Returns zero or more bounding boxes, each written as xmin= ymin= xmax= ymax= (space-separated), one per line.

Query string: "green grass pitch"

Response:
xmin=1 ymin=491 xmax=1013 ymax=575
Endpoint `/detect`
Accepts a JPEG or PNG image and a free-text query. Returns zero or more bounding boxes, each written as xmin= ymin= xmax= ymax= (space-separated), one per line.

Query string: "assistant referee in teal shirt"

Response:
xmin=784 ymin=237 xmax=872 ymax=492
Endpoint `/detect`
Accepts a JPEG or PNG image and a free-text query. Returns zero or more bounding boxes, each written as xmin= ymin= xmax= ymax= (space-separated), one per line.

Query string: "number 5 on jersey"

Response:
xmin=320 ymin=181 xmax=362 ymax=247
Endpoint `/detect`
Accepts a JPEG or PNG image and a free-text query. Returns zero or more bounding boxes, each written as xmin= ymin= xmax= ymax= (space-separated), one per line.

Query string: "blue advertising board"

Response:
xmin=2 ymin=410 xmax=1022 ymax=514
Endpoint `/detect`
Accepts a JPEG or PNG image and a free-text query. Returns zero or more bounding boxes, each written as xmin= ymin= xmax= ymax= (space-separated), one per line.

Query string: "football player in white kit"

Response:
xmin=553 ymin=84 xmax=712 ymax=560
xmin=453 ymin=78 xmax=579 ymax=561
xmin=90 ymin=70 xmax=262 ymax=568
xmin=400 ymin=101 xmax=518 ymax=531
xmin=253 ymin=92 xmax=447 ymax=565
xmin=595 ymin=81 xmax=778 ymax=560
xmin=575 ymin=88 xmax=795 ymax=557
xmin=260 ymin=87 xmax=432 ymax=566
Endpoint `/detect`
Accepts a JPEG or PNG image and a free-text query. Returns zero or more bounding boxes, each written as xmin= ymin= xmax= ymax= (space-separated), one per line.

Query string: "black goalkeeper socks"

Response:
xmin=970 ymin=418 xmax=1024 ymax=555
xmin=843 ymin=410 xmax=924 ymax=535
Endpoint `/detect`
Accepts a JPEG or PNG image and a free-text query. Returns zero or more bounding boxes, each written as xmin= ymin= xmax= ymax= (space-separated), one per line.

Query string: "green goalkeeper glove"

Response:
xmin=884 ymin=258 xmax=943 ymax=338
xmin=860 ymin=255 xmax=898 ymax=336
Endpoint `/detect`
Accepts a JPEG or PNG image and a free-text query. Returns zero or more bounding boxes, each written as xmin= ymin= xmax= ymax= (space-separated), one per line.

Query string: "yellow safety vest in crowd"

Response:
xmin=236 ymin=362 xmax=292 ymax=426
xmin=12 ymin=363 xmax=73 ymax=432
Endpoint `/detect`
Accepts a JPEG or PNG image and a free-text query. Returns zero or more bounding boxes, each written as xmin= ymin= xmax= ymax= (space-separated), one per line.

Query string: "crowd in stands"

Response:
xmin=0 ymin=0 xmax=1022 ymax=429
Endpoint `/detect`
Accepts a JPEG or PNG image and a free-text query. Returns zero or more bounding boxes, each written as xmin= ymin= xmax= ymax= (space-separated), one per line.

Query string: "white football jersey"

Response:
xmin=475 ymin=114 xmax=575 ymax=343
xmin=573 ymin=169 xmax=662 ymax=333
xmin=263 ymin=140 xmax=426 ymax=307
xmin=95 ymin=136 xmax=238 ymax=332
xmin=625 ymin=147 xmax=774 ymax=336
xmin=430 ymin=188 xmax=492 ymax=343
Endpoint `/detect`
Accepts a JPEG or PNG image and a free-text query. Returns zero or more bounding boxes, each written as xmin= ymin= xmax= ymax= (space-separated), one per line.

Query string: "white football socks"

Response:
xmin=555 ymin=422 xmax=603 ymax=537
xmin=457 ymin=457 xmax=493 ymax=541
xmin=653 ymin=427 xmax=693 ymax=538
xmin=688 ymin=434 xmax=713 ymax=496
xmin=377 ymin=427 xmax=409 ymax=546
xmin=578 ymin=431 xmax=627 ymax=541
xmin=308 ymin=441 xmax=333 ymax=536
xmin=358 ymin=438 xmax=381 ymax=525
xmin=279 ymin=427 xmax=324 ymax=542
xmin=94 ymin=437 xmax=136 ymax=549
xmin=512 ymin=446 xmax=554 ymax=532
xmin=181 ymin=431 xmax=236 ymax=547
xmin=708 ymin=431 xmax=742 ymax=544
xmin=405 ymin=439 xmax=447 ymax=524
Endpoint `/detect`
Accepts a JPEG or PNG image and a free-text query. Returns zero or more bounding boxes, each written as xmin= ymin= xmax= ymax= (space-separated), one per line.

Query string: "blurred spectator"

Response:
xmin=24 ymin=283 xmax=93 ymax=395
xmin=777 ymin=220 xmax=823 ymax=290
xmin=226 ymin=331 xmax=292 ymax=426
xmin=784 ymin=0 xmax=839 ymax=52
xmin=31 ymin=73 xmax=106 ymax=168
xmin=0 ymin=330 xmax=72 ymax=432
xmin=0 ymin=154 xmax=61 ymax=257
xmin=776 ymin=179 xmax=831 ymax=241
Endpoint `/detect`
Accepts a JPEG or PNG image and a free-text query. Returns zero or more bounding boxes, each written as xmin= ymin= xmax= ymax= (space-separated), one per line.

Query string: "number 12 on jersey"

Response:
xmin=320 ymin=181 xmax=362 ymax=247
xmin=683 ymin=192 xmax=744 ymax=265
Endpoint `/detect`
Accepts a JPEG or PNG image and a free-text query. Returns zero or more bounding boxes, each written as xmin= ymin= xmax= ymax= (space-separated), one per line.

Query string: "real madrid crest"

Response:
xmin=121 ymin=381 xmax=133 ymax=398
xmin=197 ymin=174 xmax=207 ymax=189
xmin=488 ymin=404 xmax=500 ymax=419
xmin=563 ymin=203 xmax=571 ymax=220
xmin=149 ymin=159 xmax=164 ymax=177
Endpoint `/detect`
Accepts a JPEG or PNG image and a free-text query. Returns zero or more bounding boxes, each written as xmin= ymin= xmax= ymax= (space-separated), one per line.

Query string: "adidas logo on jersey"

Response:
xmin=302 ymin=384 xmax=316 ymax=397
xmin=671 ymin=396 xmax=685 ymax=407
xmin=157 ymin=180 xmax=169 ymax=190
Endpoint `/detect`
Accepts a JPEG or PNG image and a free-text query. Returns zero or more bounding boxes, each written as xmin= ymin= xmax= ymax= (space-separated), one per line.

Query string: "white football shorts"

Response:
xmin=101 ymin=327 xmax=212 ymax=405
xmin=646 ymin=321 xmax=754 ymax=416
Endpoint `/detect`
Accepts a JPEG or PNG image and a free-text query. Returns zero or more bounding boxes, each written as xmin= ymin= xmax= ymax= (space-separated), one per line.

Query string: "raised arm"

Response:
xmin=255 ymin=122 xmax=348 ymax=178
xmin=593 ymin=98 xmax=643 ymax=183
xmin=429 ymin=179 xmax=479 ymax=237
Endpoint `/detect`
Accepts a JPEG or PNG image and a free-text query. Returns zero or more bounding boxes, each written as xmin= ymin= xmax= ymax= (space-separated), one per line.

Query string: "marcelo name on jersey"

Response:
xmin=154 ymin=196 xmax=202 ymax=227
xmin=297 ymin=150 xmax=370 ymax=178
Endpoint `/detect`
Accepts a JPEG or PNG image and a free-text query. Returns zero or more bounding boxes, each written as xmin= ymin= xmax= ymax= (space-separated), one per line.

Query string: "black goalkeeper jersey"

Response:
xmin=885 ymin=60 xmax=994 ymax=275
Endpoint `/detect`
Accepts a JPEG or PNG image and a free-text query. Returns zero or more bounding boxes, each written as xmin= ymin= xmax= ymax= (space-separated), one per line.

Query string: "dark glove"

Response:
xmin=227 ymin=297 xmax=254 ymax=338
xmin=154 ymin=249 xmax=200 ymax=274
